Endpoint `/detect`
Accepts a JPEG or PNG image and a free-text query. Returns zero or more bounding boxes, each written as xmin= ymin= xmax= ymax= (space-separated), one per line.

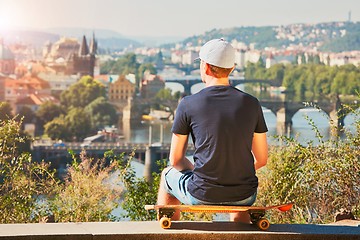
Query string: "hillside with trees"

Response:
xmin=181 ymin=22 xmax=360 ymax=52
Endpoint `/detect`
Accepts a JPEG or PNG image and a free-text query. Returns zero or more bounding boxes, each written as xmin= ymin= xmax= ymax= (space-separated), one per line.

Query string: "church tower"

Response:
xmin=72 ymin=33 xmax=98 ymax=77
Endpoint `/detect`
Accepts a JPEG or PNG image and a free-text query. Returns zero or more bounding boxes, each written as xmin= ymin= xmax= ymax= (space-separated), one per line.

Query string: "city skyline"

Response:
xmin=0 ymin=0 xmax=359 ymax=39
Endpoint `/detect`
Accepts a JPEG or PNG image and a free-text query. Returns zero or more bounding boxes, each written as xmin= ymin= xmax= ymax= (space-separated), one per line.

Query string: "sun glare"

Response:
xmin=0 ymin=3 xmax=21 ymax=31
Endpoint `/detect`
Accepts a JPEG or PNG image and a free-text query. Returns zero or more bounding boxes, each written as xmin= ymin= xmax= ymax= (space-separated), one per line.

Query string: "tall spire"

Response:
xmin=89 ymin=32 xmax=97 ymax=55
xmin=79 ymin=35 xmax=89 ymax=56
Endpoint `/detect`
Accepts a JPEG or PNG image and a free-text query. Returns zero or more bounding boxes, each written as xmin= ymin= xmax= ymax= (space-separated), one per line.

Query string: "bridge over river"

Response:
xmin=31 ymin=142 xmax=195 ymax=181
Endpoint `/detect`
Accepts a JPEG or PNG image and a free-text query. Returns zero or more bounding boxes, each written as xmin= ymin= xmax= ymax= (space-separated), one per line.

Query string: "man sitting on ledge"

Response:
xmin=157 ymin=38 xmax=268 ymax=223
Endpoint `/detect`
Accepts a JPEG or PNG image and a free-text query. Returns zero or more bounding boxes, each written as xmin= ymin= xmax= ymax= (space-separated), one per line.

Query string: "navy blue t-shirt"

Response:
xmin=171 ymin=85 xmax=268 ymax=202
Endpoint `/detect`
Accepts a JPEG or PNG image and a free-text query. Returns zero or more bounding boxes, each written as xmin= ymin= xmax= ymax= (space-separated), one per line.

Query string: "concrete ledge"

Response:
xmin=0 ymin=221 xmax=359 ymax=240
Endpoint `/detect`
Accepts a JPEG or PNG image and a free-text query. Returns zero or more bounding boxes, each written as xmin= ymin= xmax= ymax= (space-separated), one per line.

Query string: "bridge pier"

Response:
xmin=262 ymin=101 xmax=304 ymax=136
xmin=183 ymin=80 xmax=192 ymax=96
xmin=276 ymin=107 xmax=292 ymax=136
xmin=144 ymin=145 xmax=163 ymax=182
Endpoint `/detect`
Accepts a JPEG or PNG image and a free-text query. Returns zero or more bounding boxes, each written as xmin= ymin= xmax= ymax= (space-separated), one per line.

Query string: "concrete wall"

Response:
xmin=0 ymin=221 xmax=359 ymax=240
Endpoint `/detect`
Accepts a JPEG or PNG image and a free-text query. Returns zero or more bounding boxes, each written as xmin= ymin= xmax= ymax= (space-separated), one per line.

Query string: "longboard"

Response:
xmin=145 ymin=203 xmax=293 ymax=230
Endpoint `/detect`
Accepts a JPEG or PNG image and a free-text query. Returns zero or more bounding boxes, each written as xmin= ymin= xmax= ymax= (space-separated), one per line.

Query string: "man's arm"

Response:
xmin=252 ymin=132 xmax=268 ymax=170
xmin=169 ymin=133 xmax=194 ymax=171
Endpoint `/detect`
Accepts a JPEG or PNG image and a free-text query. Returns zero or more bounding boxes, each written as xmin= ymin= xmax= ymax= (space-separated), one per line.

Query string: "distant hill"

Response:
xmin=1 ymin=22 xmax=359 ymax=53
xmin=0 ymin=28 xmax=142 ymax=52
xmin=181 ymin=21 xmax=360 ymax=52
xmin=0 ymin=30 xmax=60 ymax=48
xmin=45 ymin=27 xmax=125 ymax=39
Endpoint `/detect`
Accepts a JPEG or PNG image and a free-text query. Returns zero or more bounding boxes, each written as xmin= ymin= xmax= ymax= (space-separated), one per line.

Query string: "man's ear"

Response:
xmin=204 ymin=63 xmax=212 ymax=75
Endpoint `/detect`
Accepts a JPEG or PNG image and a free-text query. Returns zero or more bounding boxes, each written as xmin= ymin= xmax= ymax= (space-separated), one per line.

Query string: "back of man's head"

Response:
xmin=198 ymin=38 xmax=235 ymax=69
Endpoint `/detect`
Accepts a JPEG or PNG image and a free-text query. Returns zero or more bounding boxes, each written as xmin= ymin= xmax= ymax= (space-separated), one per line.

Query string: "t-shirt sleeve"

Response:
xmin=171 ymin=99 xmax=191 ymax=135
xmin=254 ymin=103 xmax=268 ymax=133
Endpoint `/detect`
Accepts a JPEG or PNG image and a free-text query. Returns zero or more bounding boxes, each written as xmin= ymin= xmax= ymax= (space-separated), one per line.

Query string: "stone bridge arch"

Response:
xmin=260 ymin=97 xmax=359 ymax=135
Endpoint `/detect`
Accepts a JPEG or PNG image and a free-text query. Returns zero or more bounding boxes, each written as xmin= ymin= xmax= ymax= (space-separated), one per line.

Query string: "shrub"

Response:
xmin=257 ymin=103 xmax=360 ymax=224
xmin=51 ymin=151 xmax=123 ymax=222
xmin=0 ymin=119 xmax=57 ymax=223
xmin=114 ymin=150 xmax=166 ymax=221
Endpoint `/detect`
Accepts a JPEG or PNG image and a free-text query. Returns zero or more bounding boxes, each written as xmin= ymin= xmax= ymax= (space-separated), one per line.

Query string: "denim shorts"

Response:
xmin=164 ymin=167 xmax=257 ymax=205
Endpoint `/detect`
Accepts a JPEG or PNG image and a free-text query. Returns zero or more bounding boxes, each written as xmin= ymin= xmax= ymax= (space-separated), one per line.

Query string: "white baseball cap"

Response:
xmin=197 ymin=38 xmax=235 ymax=68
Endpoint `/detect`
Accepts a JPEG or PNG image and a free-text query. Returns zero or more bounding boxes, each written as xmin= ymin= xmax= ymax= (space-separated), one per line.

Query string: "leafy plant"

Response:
xmin=0 ymin=118 xmax=57 ymax=223
xmin=51 ymin=150 xmax=123 ymax=222
xmin=257 ymin=101 xmax=360 ymax=224
xmin=113 ymin=150 xmax=166 ymax=221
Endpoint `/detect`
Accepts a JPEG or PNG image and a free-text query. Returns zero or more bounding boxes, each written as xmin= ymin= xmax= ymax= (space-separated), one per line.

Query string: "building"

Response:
xmin=16 ymin=93 xmax=59 ymax=113
xmin=245 ymin=50 xmax=262 ymax=64
xmin=266 ymin=53 xmax=276 ymax=69
xmin=0 ymin=40 xmax=15 ymax=75
xmin=182 ymin=50 xmax=197 ymax=65
xmin=0 ymin=74 xmax=6 ymax=101
xmin=4 ymin=73 xmax=51 ymax=105
xmin=108 ymin=75 xmax=136 ymax=103
xmin=43 ymin=34 xmax=98 ymax=77
xmin=171 ymin=51 xmax=183 ymax=64
xmin=235 ymin=50 xmax=246 ymax=69
xmin=140 ymin=71 xmax=165 ymax=99
xmin=70 ymin=35 xmax=98 ymax=77
xmin=38 ymin=72 xmax=78 ymax=97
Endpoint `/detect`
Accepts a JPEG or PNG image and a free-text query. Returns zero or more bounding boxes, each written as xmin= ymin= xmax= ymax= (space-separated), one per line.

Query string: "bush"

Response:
xmin=257 ymin=104 xmax=360 ymax=224
xmin=51 ymin=151 xmax=123 ymax=222
xmin=114 ymin=150 xmax=166 ymax=221
xmin=0 ymin=119 xmax=58 ymax=223
xmin=0 ymin=118 xmax=124 ymax=223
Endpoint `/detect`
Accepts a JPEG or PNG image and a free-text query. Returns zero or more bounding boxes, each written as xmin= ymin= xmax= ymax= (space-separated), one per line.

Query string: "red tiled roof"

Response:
xmin=16 ymin=93 xmax=59 ymax=105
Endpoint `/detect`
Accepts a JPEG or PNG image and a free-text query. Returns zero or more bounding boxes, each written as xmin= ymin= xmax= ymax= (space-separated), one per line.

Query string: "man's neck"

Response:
xmin=204 ymin=76 xmax=230 ymax=87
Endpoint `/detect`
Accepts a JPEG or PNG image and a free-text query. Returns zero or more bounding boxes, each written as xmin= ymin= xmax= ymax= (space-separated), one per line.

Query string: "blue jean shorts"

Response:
xmin=164 ymin=167 xmax=257 ymax=205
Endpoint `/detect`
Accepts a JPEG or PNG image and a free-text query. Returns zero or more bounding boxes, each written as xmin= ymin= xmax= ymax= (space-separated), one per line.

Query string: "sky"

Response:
xmin=0 ymin=0 xmax=359 ymax=38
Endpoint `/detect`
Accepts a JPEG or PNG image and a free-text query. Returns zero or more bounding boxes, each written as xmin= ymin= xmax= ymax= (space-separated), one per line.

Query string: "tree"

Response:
xmin=36 ymin=101 xmax=64 ymax=124
xmin=65 ymin=108 xmax=92 ymax=141
xmin=256 ymin=57 xmax=266 ymax=68
xmin=0 ymin=102 xmax=13 ymax=121
xmin=60 ymin=76 xmax=106 ymax=109
xmin=17 ymin=106 xmax=36 ymax=125
xmin=315 ymin=71 xmax=331 ymax=96
xmin=138 ymin=63 xmax=157 ymax=80
xmin=266 ymin=64 xmax=285 ymax=82
xmin=244 ymin=62 xmax=257 ymax=79
xmin=85 ymin=97 xmax=118 ymax=131
xmin=154 ymin=50 xmax=164 ymax=70
xmin=100 ymin=53 xmax=142 ymax=90
xmin=44 ymin=116 xmax=71 ymax=141
xmin=155 ymin=88 xmax=174 ymax=101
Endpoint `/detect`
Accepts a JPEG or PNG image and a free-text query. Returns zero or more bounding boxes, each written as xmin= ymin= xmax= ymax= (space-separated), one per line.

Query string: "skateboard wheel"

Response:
xmin=257 ymin=218 xmax=270 ymax=231
xmin=159 ymin=217 xmax=171 ymax=229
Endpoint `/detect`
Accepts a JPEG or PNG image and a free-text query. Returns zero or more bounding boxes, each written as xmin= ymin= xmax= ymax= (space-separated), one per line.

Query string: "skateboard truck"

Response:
xmin=157 ymin=208 xmax=175 ymax=229
xmin=249 ymin=210 xmax=270 ymax=231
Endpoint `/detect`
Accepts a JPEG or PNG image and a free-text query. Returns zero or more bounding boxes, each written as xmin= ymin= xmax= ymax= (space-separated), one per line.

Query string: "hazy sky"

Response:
xmin=0 ymin=0 xmax=359 ymax=37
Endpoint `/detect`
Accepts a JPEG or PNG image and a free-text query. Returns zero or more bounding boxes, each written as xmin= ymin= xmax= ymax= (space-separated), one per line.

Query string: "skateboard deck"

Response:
xmin=145 ymin=203 xmax=293 ymax=230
